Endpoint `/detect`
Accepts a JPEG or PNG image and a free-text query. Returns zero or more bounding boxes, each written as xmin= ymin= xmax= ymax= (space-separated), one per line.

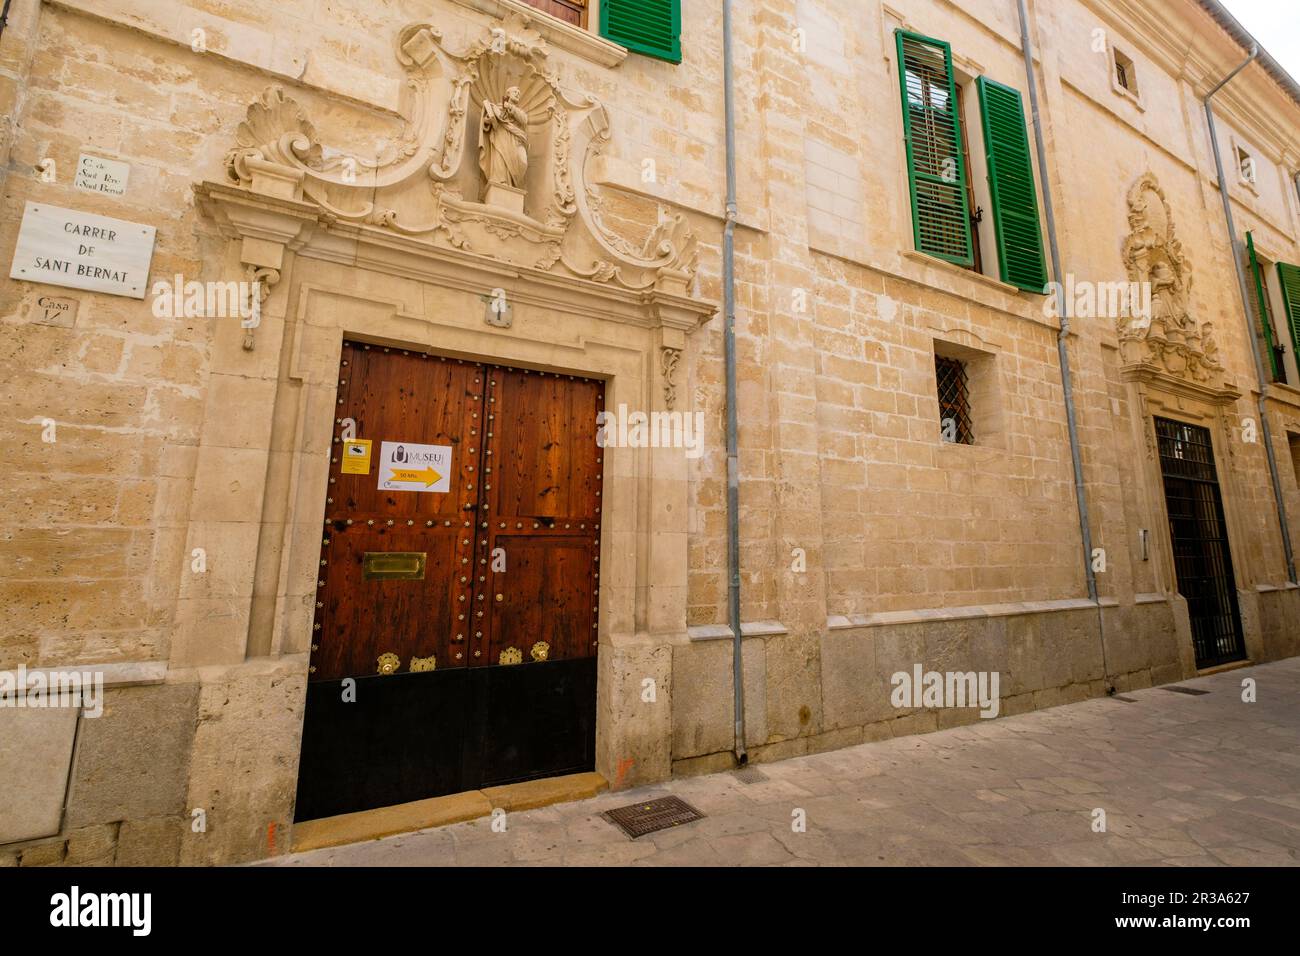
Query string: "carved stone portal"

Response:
xmin=220 ymin=11 xmax=700 ymax=294
xmin=1118 ymin=172 xmax=1225 ymax=386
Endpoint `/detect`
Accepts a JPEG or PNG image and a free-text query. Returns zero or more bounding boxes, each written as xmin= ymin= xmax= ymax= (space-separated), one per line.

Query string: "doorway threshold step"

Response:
xmin=289 ymin=772 xmax=608 ymax=854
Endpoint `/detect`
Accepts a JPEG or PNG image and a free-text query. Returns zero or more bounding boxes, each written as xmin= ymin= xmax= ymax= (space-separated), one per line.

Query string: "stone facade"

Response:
xmin=1 ymin=0 xmax=1298 ymax=865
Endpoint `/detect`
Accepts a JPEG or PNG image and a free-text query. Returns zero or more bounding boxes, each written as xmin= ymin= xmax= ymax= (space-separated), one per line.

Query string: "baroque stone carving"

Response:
xmin=241 ymin=265 xmax=281 ymax=352
xmin=661 ymin=347 xmax=681 ymax=410
xmin=219 ymin=11 xmax=699 ymax=294
xmin=225 ymin=87 xmax=322 ymax=184
xmin=1118 ymin=172 xmax=1224 ymax=385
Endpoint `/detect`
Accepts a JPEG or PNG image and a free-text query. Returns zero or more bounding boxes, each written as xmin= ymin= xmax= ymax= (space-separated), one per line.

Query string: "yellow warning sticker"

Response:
xmin=341 ymin=438 xmax=372 ymax=475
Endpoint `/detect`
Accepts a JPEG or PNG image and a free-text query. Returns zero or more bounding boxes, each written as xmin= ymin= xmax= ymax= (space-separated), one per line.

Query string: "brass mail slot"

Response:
xmin=362 ymin=551 xmax=426 ymax=580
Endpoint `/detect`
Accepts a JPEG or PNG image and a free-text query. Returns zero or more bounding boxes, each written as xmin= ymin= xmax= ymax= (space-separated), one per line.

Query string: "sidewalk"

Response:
xmin=266 ymin=658 xmax=1300 ymax=866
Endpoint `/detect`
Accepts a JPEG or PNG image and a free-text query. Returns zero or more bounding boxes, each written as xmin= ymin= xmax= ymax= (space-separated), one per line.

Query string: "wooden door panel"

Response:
xmin=334 ymin=347 xmax=483 ymax=522
xmin=488 ymin=534 xmax=596 ymax=664
xmin=315 ymin=529 xmax=462 ymax=680
xmin=475 ymin=367 xmax=603 ymax=668
xmin=487 ymin=369 xmax=603 ymax=520
xmin=312 ymin=345 xmax=482 ymax=682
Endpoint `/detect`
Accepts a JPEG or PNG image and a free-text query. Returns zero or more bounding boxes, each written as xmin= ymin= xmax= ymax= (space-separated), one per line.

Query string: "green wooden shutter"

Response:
xmin=1277 ymin=262 xmax=1300 ymax=355
xmin=976 ymin=77 xmax=1048 ymax=293
xmin=895 ymin=30 xmax=973 ymax=266
xmin=600 ymin=0 xmax=681 ymax=64
xmin=1246 ymin=232 xmax=1282 ymax=380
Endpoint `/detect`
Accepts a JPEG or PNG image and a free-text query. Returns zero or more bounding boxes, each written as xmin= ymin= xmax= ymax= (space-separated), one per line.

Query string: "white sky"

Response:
xmin=1219 ymin=0 xmax=1300 ymax=81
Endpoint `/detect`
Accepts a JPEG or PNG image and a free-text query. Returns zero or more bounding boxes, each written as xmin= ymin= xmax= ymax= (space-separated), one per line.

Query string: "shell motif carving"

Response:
xmin=225 ymin=87 xmax=322 ymax=185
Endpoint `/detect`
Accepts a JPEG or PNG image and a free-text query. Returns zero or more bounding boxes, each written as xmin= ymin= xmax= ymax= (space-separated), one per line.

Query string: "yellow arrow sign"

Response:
xmin=388 ymin=467 xmax=442 ymax=487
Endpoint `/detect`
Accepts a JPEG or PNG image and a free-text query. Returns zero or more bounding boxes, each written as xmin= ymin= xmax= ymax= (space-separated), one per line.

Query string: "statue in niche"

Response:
xmin=1149 ymin=261 xmax=1183 ymax=338
xmin=479 ymin=86 xmax=529 ymax=193
xmin=1201 ymin=322 xmax=1221 ymax=368
xmin=1118 ymin=172 xmax=1225 ymax=384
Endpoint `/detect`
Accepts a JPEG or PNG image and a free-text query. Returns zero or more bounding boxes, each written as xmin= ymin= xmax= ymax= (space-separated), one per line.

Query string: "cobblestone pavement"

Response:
xmin=269 ymin=658 xmax=1300 ymax=867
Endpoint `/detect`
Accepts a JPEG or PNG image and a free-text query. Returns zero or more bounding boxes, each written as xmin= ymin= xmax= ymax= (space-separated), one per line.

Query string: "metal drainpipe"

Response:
xmin=0 ymin=0 xmax=13 ymax=44
xmin=1015 ymin=0 xmax=1112 ymax=684
xmin=722 ymin=0 xmax=746 ymax=765
xmin=1205 ymin=46 xmax=1298 ymax=584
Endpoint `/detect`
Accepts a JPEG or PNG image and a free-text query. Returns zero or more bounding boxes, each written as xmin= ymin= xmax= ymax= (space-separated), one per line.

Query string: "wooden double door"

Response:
xmin=294 ymin=343 xmax=603 ymax=821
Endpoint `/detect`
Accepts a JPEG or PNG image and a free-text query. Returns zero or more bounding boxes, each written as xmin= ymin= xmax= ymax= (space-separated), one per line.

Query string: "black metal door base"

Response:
xmin=294 ymin=658 xmax=596 ymax=823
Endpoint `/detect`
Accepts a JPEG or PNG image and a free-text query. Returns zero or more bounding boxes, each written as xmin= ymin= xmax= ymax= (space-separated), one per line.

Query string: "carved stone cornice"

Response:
xmin=1088 ymin=0 xmax=1300 ymax=163
xmin=1120 ymin=362 xmax=1242 ymax=406
xmin=194 ymin=177 xmax=715 ymax=333
xmin=195 ymin=180 xmax=320 ymax=255
xmin=444 ymin=0 xmax=628 ymax=68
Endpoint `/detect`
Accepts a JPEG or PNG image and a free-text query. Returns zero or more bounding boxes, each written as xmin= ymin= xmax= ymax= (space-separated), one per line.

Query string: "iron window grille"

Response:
xmin=1154 ymin=418 xmax=1246 ymax=669
xmin=1113 ymin=48 xmax=1138 ymax=97
xmin=935 ymin=355 xmax=974 ymax=444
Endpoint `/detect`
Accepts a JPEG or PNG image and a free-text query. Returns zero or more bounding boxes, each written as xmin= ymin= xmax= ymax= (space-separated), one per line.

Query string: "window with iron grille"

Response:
xmin=935 ymin=355 xmax=974 ymax=444
xmin=1113 ymin=48 xmax=1138 ymax=97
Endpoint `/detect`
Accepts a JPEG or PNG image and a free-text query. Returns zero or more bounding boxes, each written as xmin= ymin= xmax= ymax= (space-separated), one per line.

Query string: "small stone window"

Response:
xmin=935 ymin=355 xmax=975 ymax=444
xmin=1289 ymin=433 xmax=1300 ymax=488
xmin=1111 ymin=46 xmax=1140 ymax=104
xmin=1236 ymin=145 xmax=1257 ymax=186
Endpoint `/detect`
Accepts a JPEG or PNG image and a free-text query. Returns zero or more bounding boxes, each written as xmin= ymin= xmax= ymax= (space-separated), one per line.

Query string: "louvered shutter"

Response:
xmin=976 ymin=77 xmax=1048 ymax=293
xmin=1246 ymin=232 xmax=1283 ymax=380
xmin=600 ymin=0 xmax=681 ymax=64
xmin=1277 ymin=262 xmax=1300 ymax=355
xmin=895 ymin=30 xmax=973 ymax=266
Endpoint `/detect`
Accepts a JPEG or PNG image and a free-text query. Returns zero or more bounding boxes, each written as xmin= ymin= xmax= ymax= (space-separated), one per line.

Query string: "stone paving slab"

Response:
xmin=266 ymin=659 xmax=1300 ymax=867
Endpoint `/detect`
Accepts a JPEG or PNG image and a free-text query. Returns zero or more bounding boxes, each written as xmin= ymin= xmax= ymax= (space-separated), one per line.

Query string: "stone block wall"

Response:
xmin=1 ymin=0 xmax=1298 ymax=864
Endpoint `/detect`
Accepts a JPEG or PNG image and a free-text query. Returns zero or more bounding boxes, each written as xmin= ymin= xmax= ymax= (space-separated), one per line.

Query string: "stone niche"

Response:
xmin=1117 ymin=172 xmax=1229 ymax=390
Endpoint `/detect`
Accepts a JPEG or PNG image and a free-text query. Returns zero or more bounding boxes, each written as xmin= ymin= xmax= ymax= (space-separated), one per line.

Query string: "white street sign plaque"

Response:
xmin=8 ymin=202 xmax=156 ymax=299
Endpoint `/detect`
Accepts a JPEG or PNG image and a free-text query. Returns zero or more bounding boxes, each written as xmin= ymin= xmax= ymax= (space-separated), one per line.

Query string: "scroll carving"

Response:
xmin=661 ymin=347 xmax=681 ymax=410
xmin=218 ymin=11 xmax=700 ymax=294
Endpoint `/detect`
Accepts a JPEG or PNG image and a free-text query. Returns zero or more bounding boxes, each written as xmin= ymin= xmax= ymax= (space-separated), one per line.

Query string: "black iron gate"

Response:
xmin=1154 ymin=417 xmax=1246 ymax=669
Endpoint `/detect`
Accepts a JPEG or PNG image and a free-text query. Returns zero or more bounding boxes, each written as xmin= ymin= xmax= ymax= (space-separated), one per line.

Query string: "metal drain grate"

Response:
xmin=733 ymin=766 xmax=768 ymax=785
xmin=604 ymin=796 xmax=705 ymax=839
xmin=1161 ymin=685 xmax=1211 ymax=696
